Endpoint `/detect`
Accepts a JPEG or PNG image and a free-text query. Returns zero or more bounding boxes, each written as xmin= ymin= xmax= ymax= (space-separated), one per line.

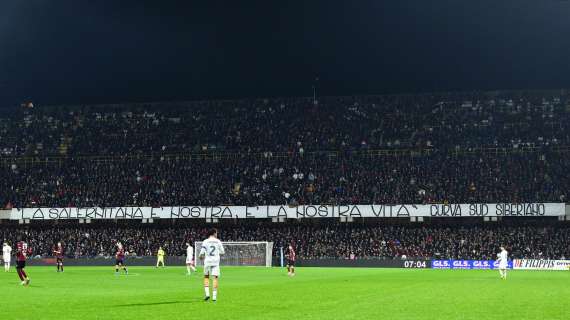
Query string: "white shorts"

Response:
xmin=186 ymin=258 xmax=194 ymax=265
xmin=204 ymin=265 xmax=220 ymax=277
xmin=2 ymin=256 xmax=10 ymax=263
xmin=499 ymin=263 xmax=508 ymax=270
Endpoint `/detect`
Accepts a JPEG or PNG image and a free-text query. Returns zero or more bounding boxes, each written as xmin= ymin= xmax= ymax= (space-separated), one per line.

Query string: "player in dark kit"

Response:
xmin=286 ymin=245 xmax=296 ymax=277
xmin=114 ymin=243 xmax=128 ymax=275
xmin=53 ymin=242 xmax=64 ymax=272
xmin=16 ymin=241 xmax=31 ymax=286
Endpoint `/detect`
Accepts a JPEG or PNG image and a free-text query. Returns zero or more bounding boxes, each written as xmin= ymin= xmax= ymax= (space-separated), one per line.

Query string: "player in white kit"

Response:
xmin=3 ymin=242 xmax=12 ymax=272
xmin=199 ymin=229 xmax=225 ymax=301
xmin=496 ymin=246 xmax=508 ymax=280
xmin=185 ymin=242 xmax=196 ymax=275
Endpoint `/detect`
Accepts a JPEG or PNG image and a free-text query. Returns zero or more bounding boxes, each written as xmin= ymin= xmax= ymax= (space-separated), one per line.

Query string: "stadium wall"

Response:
xmin=24 ymin=257 xmax=430 ymax=268
xmin=22 ymin=257 xmax=570 ymax=269
xmin=295 ymin=259 xmax=430 ymax=268
xmin=26 ymin=256 xmax=189 ymax=267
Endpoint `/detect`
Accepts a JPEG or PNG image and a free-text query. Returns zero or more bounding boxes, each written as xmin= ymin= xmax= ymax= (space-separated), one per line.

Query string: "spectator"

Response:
xmin=1 ymin=222 xmax=568 ymax=260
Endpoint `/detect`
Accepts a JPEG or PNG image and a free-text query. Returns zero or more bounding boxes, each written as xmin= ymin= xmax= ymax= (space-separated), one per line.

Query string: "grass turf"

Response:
xmin=0 ymin=266 xmax=568 ymax=320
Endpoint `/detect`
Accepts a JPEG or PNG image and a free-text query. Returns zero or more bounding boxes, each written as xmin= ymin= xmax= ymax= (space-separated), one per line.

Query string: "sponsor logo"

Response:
xmin=513 ymin=259 xmax=570 ymax=270
xmin=452 ymin=260 xmax=470 ymax=268
xmin=432 ymin=260 xmax=450 ymax=268
xmin=432 ymin=260 xmax=511 ymax=270
xmin=472 ymin=261 xmax=491 ymax=268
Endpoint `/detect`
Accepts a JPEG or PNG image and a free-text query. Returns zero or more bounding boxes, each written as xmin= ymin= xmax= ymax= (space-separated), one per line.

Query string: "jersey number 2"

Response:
xmin=209 ymin=246 xmax=216 ymax=256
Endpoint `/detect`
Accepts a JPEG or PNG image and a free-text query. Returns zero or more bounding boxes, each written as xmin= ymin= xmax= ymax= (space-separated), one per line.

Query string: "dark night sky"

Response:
xmin=1 ymin=0 xmax=570 ymax=106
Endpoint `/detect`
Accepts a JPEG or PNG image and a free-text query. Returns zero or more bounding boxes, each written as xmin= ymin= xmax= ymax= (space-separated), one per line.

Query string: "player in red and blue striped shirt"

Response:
xmin=53 ymin=242 xmax=64 ymax=273
xmin=286 ymin=245 xmax=296 ymax=277
xmin=114 ymin=242 xmax=128 ymax=275
xmin=16 ymin=241 xmax=31 ymax=286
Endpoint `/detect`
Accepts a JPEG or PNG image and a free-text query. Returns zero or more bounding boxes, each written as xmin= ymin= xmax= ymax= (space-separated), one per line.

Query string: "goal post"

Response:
xmin=194 ymin=241 xmax=273 ymax=267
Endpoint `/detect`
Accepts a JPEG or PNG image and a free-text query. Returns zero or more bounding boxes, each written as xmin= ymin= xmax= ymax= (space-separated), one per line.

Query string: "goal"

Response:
xmin=194 ymin=241 xmax=273 ymax=267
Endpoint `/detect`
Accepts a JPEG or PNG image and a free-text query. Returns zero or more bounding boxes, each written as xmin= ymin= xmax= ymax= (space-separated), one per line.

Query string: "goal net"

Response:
xmin=194 ymin=241 xmax=273 ymax=267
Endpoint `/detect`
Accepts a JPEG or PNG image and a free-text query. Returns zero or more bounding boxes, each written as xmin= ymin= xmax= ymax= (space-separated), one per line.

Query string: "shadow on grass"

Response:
xmin=114 ymin=299 xmax=202 ymax=307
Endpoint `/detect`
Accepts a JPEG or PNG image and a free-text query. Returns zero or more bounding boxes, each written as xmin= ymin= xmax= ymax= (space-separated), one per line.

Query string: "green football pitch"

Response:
xmin=0 ymin=266 xmax=568 ymax=320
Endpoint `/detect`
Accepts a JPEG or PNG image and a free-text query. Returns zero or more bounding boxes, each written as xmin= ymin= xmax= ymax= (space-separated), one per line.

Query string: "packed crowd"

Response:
xmin=0 ymin=152 xmax=568 ymax=207
xmin=1 ymin=223 xmax=568 ymax=260
xmin=0 ymin=90 xmax=569 ymax=208
xmin=0 ymin=91 xmax=569 ymax=157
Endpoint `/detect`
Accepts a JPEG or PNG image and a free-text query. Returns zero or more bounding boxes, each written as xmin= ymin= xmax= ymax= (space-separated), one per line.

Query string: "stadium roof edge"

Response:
xmin=28 ymin=88 xmax=570 ymax=110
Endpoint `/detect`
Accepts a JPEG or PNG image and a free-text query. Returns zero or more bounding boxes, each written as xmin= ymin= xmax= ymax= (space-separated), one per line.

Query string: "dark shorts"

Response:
xmin=115 ymin=259 xmax=125 ymax=266
xmin=16 ymin=260 xmax=26 ymax=269
xmin=56 ymin=258 xmax=63 ymax=264
xmin=287 ymin=259 xmax=295 ymax=267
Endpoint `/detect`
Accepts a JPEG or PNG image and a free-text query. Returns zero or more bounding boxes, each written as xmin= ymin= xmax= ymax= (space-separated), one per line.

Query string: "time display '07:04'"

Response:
xmin=402 ymin=260 xmax=428 ymax=268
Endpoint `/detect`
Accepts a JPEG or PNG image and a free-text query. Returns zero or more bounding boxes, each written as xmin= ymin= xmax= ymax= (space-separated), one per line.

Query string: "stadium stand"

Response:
xmin=1 ymin=90 xmax=569 ymax=261
xmin=1 ymin=91 xmax=569 ymax=207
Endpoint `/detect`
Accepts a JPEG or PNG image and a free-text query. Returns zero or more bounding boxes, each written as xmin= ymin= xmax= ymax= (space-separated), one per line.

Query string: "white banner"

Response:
xmin=9 ymin=203 xmax=564 ymax=220
xmin=513 ymin=259 xmax=570 ymax=270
